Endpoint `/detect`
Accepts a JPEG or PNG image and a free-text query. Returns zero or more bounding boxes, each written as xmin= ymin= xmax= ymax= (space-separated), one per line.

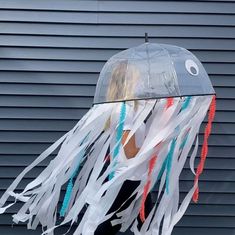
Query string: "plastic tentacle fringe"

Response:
xmin=0 ymin=96 xmax=215 ymax=235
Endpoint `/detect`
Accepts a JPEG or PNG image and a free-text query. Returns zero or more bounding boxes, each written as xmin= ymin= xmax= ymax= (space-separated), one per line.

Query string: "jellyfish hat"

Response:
xmin=0 ymin=42 xmax=216 ymax=235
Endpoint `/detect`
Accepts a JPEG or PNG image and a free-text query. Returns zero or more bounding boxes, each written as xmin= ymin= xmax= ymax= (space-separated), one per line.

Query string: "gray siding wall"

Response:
xmin=0 ymin=0 xmax=234 ymax=234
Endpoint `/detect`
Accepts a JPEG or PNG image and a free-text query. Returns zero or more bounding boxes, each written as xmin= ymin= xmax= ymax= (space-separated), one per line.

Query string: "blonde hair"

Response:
xmin=104 ymin=60 xmax=140 ymax=131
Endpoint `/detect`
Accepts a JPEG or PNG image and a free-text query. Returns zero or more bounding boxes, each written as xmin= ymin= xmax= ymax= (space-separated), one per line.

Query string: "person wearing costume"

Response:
xmin=0 ymin=42 xmax=216 ymax=235
xmin=94 ymin=60 xmax=153 ymax=234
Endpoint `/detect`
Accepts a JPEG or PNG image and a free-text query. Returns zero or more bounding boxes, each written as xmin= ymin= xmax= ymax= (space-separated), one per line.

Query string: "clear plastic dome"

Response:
xmin=93 ymin=42 xmax=215 ymax=104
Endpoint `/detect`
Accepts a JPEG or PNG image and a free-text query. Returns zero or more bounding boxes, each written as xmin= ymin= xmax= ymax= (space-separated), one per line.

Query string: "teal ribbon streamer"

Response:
xmin=59 ymin=132 xmax=89 ymax=217
xmin=165 ymin=138 xmax=177 ymax=194
xmin=108 ymin=101 xmax=126 ymax=180
xmin=181 ymin=96 xmax=192 ymax=111
xmin=59 ymin=154 xmax=83 ymax=217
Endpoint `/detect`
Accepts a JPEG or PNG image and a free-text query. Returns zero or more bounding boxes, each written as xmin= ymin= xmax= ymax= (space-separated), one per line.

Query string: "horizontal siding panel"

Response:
xmin=0 ymin=72 xmax=98 ymax=85
xmin=177 ymin=216 xmax=235 ymax=227
xmin=0 ymin=226 xmax=233 ymax=235
xmin=166 ymin=228 xmax=234 ymax=235
xmin=174 ymin=193 xmax=235 ymax=205
xmin=1 ymin=155 xmax=235 ymax=170
xmin=0 ymin=1 xmax=234 ymax=14
xmin=0 ymin=47 xmax=113 ymax=61
xmin=0 ymin=72 xmax=234 ymax=88
xmin=215 ymin=88 xmax=235 ymax=98
xmin=0 ymin=215 xmax=234 ymax=234
xmin=99 ymin=1 xmax=235 ymax=14
xmin=179 ymin=181 xmax=235 ymax=193
xmin=0 ymin=36 xmax=234 ymax=50
xmin=2 ymin=176 xmax=235 ymax=193
xmin=0 ymin=96 xmax=233 ymax=113
xmin=0 ymin=60 xmax=103 ymax=72
xmin=212 ymin=75 xmax=235 ymax=87
xmin=1 ymin=184 xmax=234 ymax=205
xmin=0 ymin=107 xmax=89 ymax=119
xmin=0 ymin=226 xmax=45 ymax=235
xmin=0 ymin=47 xmax=235 ymax=63
xmin=0 ymin=96 xmax=94 ymax=107
xmin=0 ymin=84 xmax=96 ymax=95
xmin=0 ymin=120 xmax=77 ymax=131
xmin=0 ymin=132 xmax=234 ymax=146
xmin=0 ymin=166 xmax=235 ymax=181
xmin=0 ymin=199 xmax=234 ymax=216
xmin=1 ymin=178 xmax=235 ymax=193
xmin=0 ymin=60 xmax=234 ymax=75
xmin=1 ymin=150 xmax=235 ymax=167
xmin=0 ymin=0 xmax=98 ymax=12
xmin=180 ymin=168 xmax=235 ymax=181
xmin=98 ymin=13 xmax=235 ymax=26
xmin=1 ymin=24 xmax=235 ymax=39
xmin=1 ymin=185 xmax=234 ymax=205
xmin=2 ymin=215 xmax=235 ymax=231
xmin=2 ymin=215 xmax=235 ymax=228
xmin=0 ymin=108 xmax=233 ymax=123
xmin=0 ymin=224 xmax=233 ymax=235
xmin=201 ymin=99 xmax=234 ymax=111
xmin=0 ymin=120 xmax=233 ymax=135
xmin=0 ymin=223 xmax=77 ymax=235
xmin=0 ymin=10 xmax=99 ymax=24
xmin=182 ymin=205 xmax=235 ymax=216
xmin=204 ymin=64 xmax=235 ymax=75
xmin=195 ymin=51 xmax=235 ymax=63
xmin=0 ymin=11 xmax=235 ymax=26
xmin=1 ymin=144 xmax=232 ymax=158
xmin=0 ymin=84 xmax=233 ymax=100
xmin=0 ymin=62 xmax=233 ymax=77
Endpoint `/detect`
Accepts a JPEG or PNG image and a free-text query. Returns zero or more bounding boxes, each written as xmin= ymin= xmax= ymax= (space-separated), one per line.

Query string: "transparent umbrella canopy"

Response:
xmin=93 ymin=42 xmax=215 ymax=104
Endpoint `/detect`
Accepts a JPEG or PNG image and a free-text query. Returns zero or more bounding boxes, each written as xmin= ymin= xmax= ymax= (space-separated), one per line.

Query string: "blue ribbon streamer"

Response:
xmin=108 ymin=101 xmax=126 ymax=180
xmin=165 ymin=138 xmax=177 ymax=194
xmin=59 ymin=132 xmax=90 ymax=217
xmin=181 ymin=96 xmax=192 ymax=111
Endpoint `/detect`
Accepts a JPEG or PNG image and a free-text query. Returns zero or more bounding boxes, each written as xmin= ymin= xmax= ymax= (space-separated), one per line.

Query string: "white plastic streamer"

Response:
xmin=0 ymin=95 xmax=214 ymax=235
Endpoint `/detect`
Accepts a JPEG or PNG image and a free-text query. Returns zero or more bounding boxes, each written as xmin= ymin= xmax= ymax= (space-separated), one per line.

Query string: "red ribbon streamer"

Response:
xmin=193 ymin=95 xmax=216 ymax=203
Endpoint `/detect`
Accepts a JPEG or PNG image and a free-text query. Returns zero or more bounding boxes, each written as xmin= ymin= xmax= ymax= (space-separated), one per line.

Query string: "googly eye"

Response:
xmin=185 ymin=59 xmax=199 ymax=76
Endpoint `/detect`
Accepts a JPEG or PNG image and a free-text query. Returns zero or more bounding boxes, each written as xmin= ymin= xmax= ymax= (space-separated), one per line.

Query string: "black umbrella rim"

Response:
xmin=92 ymin=92 xmax=216 ymax=106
